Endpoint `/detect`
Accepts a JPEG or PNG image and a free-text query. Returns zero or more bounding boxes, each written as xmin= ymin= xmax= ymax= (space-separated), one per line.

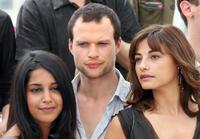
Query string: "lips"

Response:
xmin=140 ymin=75 xmax=154 ymax=80
xmin=86 ymin=63 xmax=102 ymax=69
xmin=39 ymin=107 xmax=55 ymax=113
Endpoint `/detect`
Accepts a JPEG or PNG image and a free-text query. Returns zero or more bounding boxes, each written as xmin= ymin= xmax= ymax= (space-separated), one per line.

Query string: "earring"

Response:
xmin=178 ymin=66 xmax=184 ymax=92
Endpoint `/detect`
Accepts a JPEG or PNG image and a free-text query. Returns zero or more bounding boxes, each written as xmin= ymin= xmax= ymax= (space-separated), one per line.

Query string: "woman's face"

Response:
xmin=135 ymin=39 xmax=178 ymax=91
xmin=26 ymin=68 xmax=63 ymax=126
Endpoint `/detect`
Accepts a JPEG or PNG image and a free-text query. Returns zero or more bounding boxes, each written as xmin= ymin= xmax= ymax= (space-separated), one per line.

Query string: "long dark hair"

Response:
xmin=8 ymin=50 xmax=76 ymax=139
xmin=128 ymin=24 xmax=200 ymax=117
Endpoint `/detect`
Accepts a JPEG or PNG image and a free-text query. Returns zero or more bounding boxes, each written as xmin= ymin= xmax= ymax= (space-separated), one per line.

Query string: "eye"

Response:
xmin=30 ymin=87 xmax=42 ymax=93
xmin=78 ymin=42 xmax=88 ymax=48
xmin=97 ymin=42 xmax=108 ymax=47
xmin=134 ymin=56 xmax=142 ymax=62
xmin=50 ymin=86 xmax=60 ymax=93
xmin=151 ymin=55 xmax=160 ymax=60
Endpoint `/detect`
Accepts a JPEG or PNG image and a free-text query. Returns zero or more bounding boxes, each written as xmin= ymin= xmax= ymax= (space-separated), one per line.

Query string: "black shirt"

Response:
xmin=118 ymin=107 xmax=200 ymax=139
xmin=0 ymin=10 xmax=16 ymax=110
xmin=16 ymin=0 xmax=140 ymax=79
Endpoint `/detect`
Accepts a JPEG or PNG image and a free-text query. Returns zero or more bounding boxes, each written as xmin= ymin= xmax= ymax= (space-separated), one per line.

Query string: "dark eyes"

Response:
xmin=134 ymin=55 xmax=160 ymax=62
xmin=50 ymin=86 xmax=60 ymax=93
xmin=77 ymin=42 xmax=108 ymax=47
xmin=29 ymin=86 xmax=60 ymax=93
xmin=134 ymin=57 xmax=141 ymax=62
xmin=97 ymin=43 xmax=108 ymax=47
xmin=31 ymin=88 xmax=42 ymax=93
xmin=151 ymin=55 xmax=160 ymax=60
xmin=78 ymin=43 xmax=88 ymax=48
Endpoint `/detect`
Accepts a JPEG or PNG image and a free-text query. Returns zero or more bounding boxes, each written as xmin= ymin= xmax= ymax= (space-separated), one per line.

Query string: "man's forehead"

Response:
xmin=75 ymin=16 xmax=111 ymax=25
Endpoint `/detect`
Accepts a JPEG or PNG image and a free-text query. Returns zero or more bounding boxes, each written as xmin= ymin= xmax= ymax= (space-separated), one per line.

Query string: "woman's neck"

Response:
xmin=152 ymin=85 xmax=183 ymax=115
xmin=39 ymin=123 xmax=51 ymax=139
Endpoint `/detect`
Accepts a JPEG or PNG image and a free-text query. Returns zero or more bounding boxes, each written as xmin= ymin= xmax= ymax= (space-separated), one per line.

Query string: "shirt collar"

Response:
xmin=71 ymin=68 xmax=131 ymax=102
xmin=111 ymin=69 xmax=131 ymax=102
xmin=52 ymin=0 xmax=105 ymax=10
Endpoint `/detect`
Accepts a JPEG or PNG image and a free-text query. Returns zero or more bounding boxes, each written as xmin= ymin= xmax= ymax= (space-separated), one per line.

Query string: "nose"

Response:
xmin=42 ymin=90 xmax=52 ymax=103
xmin=139 ymin=60 xmax=149 ymax=71
xmin=88 ymin=45 xmax=99 ymax=59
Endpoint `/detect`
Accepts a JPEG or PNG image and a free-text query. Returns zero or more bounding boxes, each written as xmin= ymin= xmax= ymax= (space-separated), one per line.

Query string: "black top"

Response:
xmin=118 ymin=107 xmax=200 ymax=139
xmin=16 ymin=0 xmax=140 ymax=79
xmin=0 ymin=10 xmax=16 ymax=110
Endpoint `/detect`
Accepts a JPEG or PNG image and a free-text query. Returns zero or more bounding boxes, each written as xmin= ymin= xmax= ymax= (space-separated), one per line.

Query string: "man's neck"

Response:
xmin=187 ymin=23 xmax=200 ymax=62
xmin=78 ymin=69 xmax=119 ymax=100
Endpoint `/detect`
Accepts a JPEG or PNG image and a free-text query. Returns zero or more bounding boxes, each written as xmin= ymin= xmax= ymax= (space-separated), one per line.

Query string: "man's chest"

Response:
xmin=77 ymin=97 xmax=108 ymax=135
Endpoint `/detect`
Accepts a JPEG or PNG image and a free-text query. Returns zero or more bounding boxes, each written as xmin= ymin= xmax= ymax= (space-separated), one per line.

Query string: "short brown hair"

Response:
xmin=68 ymin=3 xmax=121 ymax=42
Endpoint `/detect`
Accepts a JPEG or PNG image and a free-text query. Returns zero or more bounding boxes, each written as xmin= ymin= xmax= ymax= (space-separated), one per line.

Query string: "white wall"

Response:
xmin=173 ymin=0 xmax=187 ymax=35
xmin=0 ymin=0 xmax=25 ymax=26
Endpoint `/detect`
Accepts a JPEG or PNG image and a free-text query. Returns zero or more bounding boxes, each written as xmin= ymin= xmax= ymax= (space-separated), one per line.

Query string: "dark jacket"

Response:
xmin=16 ymin=0 xmax=140 ymax=79
xmin=0 ymin=10 xmax=16 ymax=110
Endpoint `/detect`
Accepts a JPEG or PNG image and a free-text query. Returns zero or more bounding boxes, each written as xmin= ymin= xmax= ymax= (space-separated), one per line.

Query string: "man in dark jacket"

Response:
xmin=16 ymin=0 xmax=140 ymax=79
xmin=0 ymin=9 xmax=16 ymax=134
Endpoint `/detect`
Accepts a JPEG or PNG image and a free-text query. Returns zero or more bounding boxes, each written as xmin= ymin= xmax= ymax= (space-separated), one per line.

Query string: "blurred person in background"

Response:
xmin=128 ymin=0 xmax=175 ymax=28
xmin=173 ymin=0 xmax=187 ymax=34
xmin=178 ymin=0 xmax=200 ymax=64
xmin=0 ymin=9 xmax=16 ymax=135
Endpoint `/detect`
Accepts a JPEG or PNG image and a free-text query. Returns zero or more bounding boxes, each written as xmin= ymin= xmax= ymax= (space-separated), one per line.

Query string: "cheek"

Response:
xmin=164 ymin=61 xmax=177 ymax=76
xmin=55 ymin=94 xmax=63 ymax=112
xmin=73 ymin=51 xmax=85 ymax=62
xmin=27 ymin=93 xmax=38 ymax=109
xmin=104 ymin=48 xmax=116 ymax=59
xmin=27 ymin=95 xmax=39 ymax=117
xmin=135 ymin=65 xmax=140 ymax=77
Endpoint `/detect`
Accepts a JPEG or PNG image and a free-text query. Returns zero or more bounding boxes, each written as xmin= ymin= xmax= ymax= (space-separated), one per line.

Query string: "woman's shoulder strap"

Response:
xmin=118 ymin=107 xmax=138 ymax=139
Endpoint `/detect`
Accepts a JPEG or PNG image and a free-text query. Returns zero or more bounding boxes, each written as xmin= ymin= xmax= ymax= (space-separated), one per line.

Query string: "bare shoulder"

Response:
xmin=105 ymin=116 xmax=126 ymax=139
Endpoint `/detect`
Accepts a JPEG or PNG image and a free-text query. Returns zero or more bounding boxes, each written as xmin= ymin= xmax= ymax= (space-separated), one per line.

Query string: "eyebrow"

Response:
xmin=135 ymin=50 xmax=159 ymax=56
xmin=76 ymin=40 xmax=88 ymax=44
xmin=28 ymin=82 xmax=57 ymax=86
xmin=98 ymin=39 xmax=111 ymax=42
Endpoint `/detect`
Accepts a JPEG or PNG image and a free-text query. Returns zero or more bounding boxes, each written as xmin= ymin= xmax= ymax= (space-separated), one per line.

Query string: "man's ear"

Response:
xmin=115 ymin=37 xmax=122 ymax=54
xmin=68 ymin=38 xmax=73 ymax=54
xmin=180 ymin=0 xmax=193 ymax=18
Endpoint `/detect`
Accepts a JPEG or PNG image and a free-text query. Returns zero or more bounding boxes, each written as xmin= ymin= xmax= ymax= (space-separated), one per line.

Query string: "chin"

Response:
xmin=84 ymin=70 xmax=106 ymax=79
xmin=37 ymin=117 xmax=57 ymax=125
xmin=141 ymin=84 xmax=154 ymax=90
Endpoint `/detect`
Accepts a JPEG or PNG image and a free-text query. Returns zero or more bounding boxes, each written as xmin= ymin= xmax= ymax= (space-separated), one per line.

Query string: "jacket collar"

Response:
xmin=52 ymin=0 xmax=104 ymax=10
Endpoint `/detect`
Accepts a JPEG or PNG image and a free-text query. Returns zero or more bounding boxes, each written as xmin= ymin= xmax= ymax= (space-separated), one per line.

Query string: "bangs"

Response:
xmin=146 ymin=31 xmax=165 ymax=54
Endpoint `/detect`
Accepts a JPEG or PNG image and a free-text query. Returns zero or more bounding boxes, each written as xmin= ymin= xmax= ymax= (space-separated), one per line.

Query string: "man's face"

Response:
xmin=69 ymin=17 xmax=121 ymax=79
